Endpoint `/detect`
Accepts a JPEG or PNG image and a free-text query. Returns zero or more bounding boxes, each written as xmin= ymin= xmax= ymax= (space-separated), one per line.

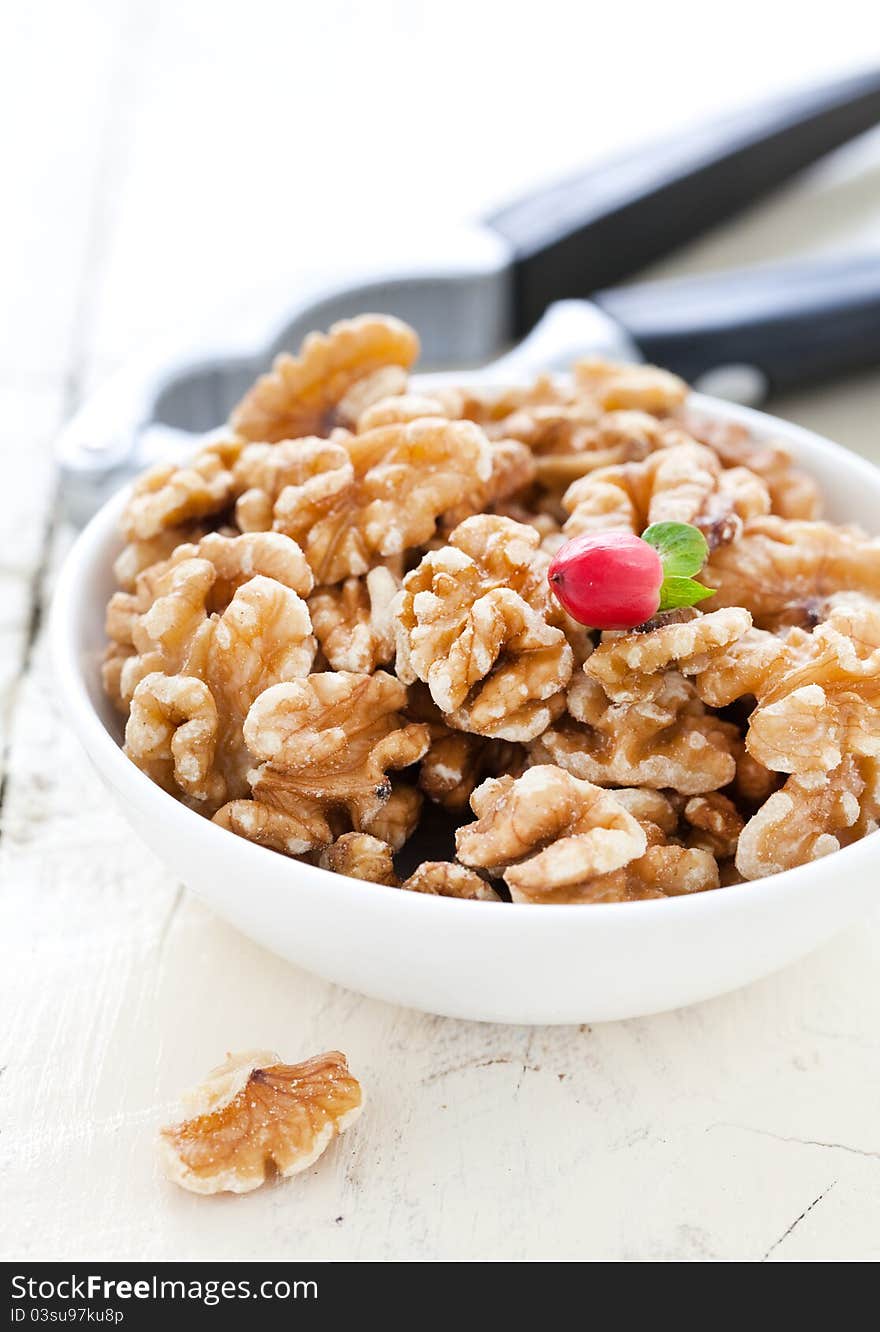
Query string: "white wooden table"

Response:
xmin=2 ymin=1 xmax=880 ymax=1262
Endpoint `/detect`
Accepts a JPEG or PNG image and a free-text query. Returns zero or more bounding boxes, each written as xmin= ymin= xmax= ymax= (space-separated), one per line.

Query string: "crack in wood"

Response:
xmin=708 ymin=1122 xmax=880 ymax=1161
xmin=514 ymin=1031 xmax=538 ymax=1095
xmin=0 ymin=485 xmax=60 ymax=831
xmin=761 ymin=1181 xmax=837 ymax=1261
xmin=422 ymin=1057 xmax=542 ymax=1085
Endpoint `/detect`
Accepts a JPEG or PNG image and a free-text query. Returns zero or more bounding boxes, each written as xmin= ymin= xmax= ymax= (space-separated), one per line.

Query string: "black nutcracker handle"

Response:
xmin=595 ymin=251 xmax=880 ymax=396
xmin=489 ymin=67 xmax=880 ymax=336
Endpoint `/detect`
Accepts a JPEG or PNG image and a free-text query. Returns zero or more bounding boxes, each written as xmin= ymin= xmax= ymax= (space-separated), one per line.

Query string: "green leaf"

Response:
xmin=642 ymin=521 xmax=709 ymax=578
xmin=658 ymin=575 xmax=716 ymax=612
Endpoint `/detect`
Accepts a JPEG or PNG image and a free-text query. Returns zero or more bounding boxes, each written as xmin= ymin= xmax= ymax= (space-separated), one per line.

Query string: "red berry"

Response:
xmin=548 ymin=532 xmax=664 ymax=630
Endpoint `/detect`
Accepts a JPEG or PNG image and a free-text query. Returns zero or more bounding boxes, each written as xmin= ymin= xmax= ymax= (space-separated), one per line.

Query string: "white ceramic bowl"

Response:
xmin=50 ymin=394 xmax=880 ymax=1024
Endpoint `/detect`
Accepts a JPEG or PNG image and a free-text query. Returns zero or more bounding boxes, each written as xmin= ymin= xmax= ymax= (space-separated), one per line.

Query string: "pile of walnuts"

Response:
xmin=104 ymin=314 xmax=880 ymax=903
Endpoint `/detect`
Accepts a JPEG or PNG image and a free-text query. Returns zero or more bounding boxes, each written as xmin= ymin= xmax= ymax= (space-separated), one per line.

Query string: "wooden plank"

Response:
xmin=0 ymin=388 xmax=61 ymax=767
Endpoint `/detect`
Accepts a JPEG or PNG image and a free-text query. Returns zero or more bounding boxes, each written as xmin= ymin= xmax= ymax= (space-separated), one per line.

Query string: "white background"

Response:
xmin=2 ymin=0 xmax=880 ymax=1261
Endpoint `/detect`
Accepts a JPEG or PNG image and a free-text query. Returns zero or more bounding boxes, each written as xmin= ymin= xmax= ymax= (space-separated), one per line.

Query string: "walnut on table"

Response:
xmin=704 ymin=516 xmax=880 ymax=629
xmin=233 ymin=419 xmax=492 ymax=585
xmin=159 ymin=1050 xmax=362 ymax=1195
xmin=231 ymin=314 xmax=418 ymax=443
xmin=532 ymin=671 xmax=740 ymax=795
xmin=680 ymin=409 xmax=822 ymax=520
xmin=214 ymin=672 xmax=430 ymax=857
xmin=562 ymin=442 xmax=770 ymax=549
xmin=394 ymin=515 xmax=573 ymax=742
xmin=736 ymin=754 xmax=874 ymax=880
xmin=455 ymin=765 xmax=647 ymax=903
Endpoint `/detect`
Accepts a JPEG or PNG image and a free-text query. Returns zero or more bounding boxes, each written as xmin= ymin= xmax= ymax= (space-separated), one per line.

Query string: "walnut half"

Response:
xmin=234 ymin=419 xmax=492 ymax=585
xmin=159 ymin=1050 xmax=363 ymax=1194
xmin=735 ymin=755 xmax=872 ymax=880
xmin=214 ymin=671 xmax=430 ymax=857
xmin=395 ymin=515 xmax=572 ymax=742
xmin=456 ymin=765 xmax=647 ymax=902
xmin=400 ymin=861 xmax=501 ymax=900
xmin=231 ymin=313 xmax=419 ymax=443
xmin=562 ymin=442 xmax=769 ymax=549
xmin=319 ymin=832 xmax=398 ymax=885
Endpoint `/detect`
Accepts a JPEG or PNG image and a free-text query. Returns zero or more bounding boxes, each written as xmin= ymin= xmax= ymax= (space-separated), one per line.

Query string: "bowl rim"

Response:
xmin=49 ymin=390 xmax=880 ymax=925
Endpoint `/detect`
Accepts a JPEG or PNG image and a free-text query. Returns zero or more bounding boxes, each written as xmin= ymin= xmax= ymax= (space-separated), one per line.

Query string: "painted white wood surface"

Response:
xmin=2 ymin=1 xmax=880 ymax=1262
